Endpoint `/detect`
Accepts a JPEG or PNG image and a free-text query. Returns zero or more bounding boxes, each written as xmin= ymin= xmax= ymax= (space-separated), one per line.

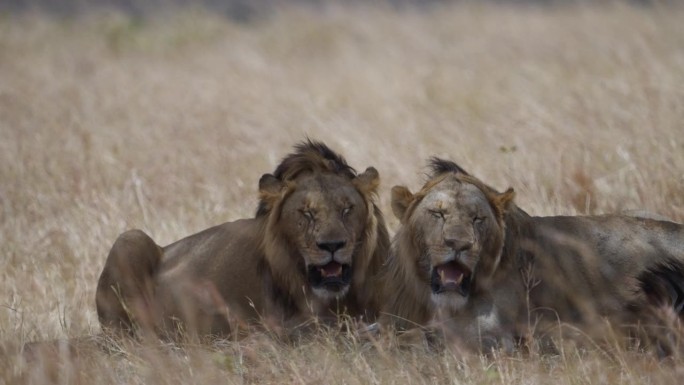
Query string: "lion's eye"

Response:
xmin=429 ymin=210 xmax=445 ymax=219
xmin=302 ymin=210 xmax=314 ymax=220
xmin=342 ymin=206 xmax=353 ymax=217
xmin=473 ymin=216 xmax=485 ymax=224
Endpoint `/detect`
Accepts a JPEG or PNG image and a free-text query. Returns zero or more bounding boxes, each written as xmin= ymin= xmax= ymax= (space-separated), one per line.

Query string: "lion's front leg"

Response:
xmin=95 ymin=229 xmax=163 ymax=337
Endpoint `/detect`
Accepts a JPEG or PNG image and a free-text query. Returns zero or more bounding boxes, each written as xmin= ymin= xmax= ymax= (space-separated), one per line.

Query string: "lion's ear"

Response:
xmin=259 ymin=173 xmax=283 ymax=195
xmin=391 ymin=185 xmax=414 ymax=220
xmin=259 ymin=173 xmax=286 ymax=205
xmin=354 ymin=167 xmax=380 ymax=196
xmin=493 ymin=187 xmax=516 ymax=214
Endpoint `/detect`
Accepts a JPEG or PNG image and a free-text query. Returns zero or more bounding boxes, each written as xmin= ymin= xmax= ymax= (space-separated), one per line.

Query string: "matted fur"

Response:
xmin=96 ymin=140 xmax=390 ymax=339
xmin=381 ymin=158 xmax=684 ymax=355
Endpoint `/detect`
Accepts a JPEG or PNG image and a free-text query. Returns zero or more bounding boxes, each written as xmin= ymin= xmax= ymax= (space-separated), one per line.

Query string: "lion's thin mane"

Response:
xmin=383 ymin=158 xmax=514 ymax=328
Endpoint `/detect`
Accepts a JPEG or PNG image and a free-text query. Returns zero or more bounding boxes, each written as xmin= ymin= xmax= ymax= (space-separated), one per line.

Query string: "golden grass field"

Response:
xmin=2 ymin=1 xmax=684 ymax=383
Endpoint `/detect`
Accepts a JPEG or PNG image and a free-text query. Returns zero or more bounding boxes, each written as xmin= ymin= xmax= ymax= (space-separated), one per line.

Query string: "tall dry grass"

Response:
xmin=2 ymin=2 xmax=684 ymax=383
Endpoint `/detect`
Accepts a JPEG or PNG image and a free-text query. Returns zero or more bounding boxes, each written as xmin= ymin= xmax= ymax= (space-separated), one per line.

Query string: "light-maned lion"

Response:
xmin=96 ymin=140 xmax=390 ymax=339
xmin=381 ymin=158 xmax=684 ymax=355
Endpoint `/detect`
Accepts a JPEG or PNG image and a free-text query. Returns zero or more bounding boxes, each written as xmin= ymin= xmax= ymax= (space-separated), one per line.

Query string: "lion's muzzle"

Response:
xmin=308 ymin=261 xmax=352 ymax=293
xmin=431 ymin=261 xmax=471 ymax=297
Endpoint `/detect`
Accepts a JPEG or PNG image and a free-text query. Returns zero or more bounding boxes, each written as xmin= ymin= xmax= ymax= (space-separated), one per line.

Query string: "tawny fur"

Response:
xmin=381 ymin=158 xmax=684 ymax=355
xmin=96 ymin=140 xmax=390 ymax=339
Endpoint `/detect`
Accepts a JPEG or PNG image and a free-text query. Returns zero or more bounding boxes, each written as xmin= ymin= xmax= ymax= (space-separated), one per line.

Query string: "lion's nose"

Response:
xmin=317 ymin=241 xmax=346 ymax=254
xmin=444 ymin=238 xmax=473 ymax=253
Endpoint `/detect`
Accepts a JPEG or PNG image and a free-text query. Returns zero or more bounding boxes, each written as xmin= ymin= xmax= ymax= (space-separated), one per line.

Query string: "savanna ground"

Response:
xmin=2 ymin=1 xmax=684 ymax=383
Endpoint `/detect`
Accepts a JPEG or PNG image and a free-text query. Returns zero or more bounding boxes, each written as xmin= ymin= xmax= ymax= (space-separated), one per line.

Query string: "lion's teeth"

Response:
xmin=455 ymin=274 xmax=463 ymax=285
xmin=439 ymin=269 xmax=446 ymax=283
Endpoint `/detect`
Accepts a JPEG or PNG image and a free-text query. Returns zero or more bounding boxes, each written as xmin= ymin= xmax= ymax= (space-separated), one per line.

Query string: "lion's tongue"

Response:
xmin=320 ymin=261 xmax=343 ymax=278
xmin=437 ymin=264 xmax=464 ymax=286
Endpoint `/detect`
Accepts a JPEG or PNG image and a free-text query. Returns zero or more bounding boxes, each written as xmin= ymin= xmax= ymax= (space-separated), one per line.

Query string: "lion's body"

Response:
xmin=96 ymin=141 xmax=390 ymax=339
xmin=155 ymin=219 xmax=266 ymax=335
xmin=383 ymin=159 xmax=684 ymax=354
xmin=509 ymin=214 xmax=683 ymax=321
xmin=462 ymin=212 xmax=684 ymax=352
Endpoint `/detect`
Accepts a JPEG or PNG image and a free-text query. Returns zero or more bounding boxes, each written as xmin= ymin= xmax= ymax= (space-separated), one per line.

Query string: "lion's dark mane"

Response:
xmin=256 ymin=139 xmax=357 ymax=217
xmin=428 ymin=157 xmax=469 ymax=178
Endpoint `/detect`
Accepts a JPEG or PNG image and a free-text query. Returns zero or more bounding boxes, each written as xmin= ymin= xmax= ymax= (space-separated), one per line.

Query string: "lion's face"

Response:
xmin=392 ymin=174 xmax=514 ymax=312
xmin=261 ymin=168 xmax=379 ymax=301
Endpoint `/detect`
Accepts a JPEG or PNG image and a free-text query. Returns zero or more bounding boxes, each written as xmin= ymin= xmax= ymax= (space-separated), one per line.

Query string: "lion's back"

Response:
xmin=529 ymin=214 xmax=684 ymax=268
xmin=521 ymin=214 xmax=684 ymax=319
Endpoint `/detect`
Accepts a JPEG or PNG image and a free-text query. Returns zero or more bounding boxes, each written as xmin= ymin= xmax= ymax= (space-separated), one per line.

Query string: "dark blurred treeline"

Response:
xmin=0 ymin=0 xmax=665 ymax=21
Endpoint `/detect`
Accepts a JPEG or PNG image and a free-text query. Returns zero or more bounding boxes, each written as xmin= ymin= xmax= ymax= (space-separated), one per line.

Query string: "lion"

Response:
xmin=381 ymin=158 xmax=684 ymax=355
xmin=96 ymin=140 xmax=390 ymax=339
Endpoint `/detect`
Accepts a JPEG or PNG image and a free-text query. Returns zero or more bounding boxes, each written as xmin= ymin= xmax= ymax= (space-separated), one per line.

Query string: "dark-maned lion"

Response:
xmin=381 ymin=158 xmax=684 ymax=355
xmin=96 ymin=140 xmax=390 ymax=339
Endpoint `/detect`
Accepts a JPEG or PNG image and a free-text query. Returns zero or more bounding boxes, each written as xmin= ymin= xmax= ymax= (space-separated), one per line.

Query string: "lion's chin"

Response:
xmin=312 ymin=285 xmax=350 ymax=301
xmin=431 ymin=292 xmax=468 ymax=312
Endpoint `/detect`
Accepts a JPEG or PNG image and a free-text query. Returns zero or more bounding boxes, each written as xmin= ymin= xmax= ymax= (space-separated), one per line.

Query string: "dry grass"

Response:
xmin=2 ymin=1 xmax=684 ymax=383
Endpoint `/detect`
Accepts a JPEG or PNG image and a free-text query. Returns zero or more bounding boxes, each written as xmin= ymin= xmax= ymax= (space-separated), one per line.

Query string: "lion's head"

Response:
xmin=390 ymin=158 xmax=515 ymax=313
xmin=256 ymin=140 xmax=387 ymax=307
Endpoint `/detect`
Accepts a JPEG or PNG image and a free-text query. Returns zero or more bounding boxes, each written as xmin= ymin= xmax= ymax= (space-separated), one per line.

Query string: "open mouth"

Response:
xmin=307 ymin=261 xmax=352 ymax=292
xmin=430 ymin=260 xmax=471 ymax=297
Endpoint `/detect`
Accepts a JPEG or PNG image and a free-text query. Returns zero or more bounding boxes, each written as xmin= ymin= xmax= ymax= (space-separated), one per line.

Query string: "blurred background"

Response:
xmin=2 ymin=0 xmax=684 ymax=382
xmin=0 ymin=0 xmax=673 ymax=19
